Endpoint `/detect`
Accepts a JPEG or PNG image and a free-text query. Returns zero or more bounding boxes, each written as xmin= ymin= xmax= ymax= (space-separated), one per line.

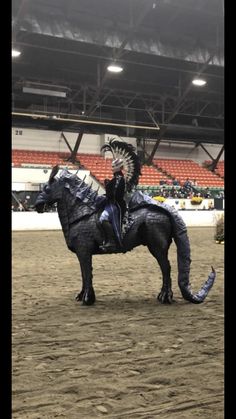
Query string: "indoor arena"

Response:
xmin=12 ymin=1 xmax=224 ymax=418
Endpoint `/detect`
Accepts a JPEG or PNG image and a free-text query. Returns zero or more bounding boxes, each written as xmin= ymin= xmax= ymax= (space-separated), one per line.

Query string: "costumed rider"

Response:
xmin=99 ymin=158 xmax=126 ymax=252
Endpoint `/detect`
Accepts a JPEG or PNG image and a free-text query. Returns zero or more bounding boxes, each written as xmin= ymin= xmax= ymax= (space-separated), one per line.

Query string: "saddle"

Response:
xmin=96 ymin=191 xmax=157 ymax=253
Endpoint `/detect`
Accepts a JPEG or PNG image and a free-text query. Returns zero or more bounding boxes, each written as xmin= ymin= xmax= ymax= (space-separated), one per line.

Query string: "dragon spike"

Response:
xmin=49 ymin=165 xmax=60 ymax=183
xmin=77 ymin=174 xmax=87 ymax=187
xmin=88 ymin=190 xmax=98 ymax=202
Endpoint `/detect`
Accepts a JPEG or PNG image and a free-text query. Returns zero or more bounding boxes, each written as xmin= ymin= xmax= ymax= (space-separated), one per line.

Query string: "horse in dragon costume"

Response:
xmin=35 ymin=139 xmax=215 ymax=306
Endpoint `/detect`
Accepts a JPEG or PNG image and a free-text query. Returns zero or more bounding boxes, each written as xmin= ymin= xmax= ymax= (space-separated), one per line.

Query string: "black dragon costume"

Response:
xmin=35 ymin=139 xmax=215 ymax=306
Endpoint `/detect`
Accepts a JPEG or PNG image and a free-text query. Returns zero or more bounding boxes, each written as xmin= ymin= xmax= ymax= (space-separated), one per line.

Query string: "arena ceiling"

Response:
xmin=12 ymin=0 xmax=224 ymax=147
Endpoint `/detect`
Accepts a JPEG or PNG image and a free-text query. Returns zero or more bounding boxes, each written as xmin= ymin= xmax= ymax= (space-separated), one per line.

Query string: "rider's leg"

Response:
xmin=99 ymin=208 xmax=117 ymax=251
xmin=109 ymin=204 xmax=123 ymax=247
xmin=100 ymin=220 xmax=117 ymax=251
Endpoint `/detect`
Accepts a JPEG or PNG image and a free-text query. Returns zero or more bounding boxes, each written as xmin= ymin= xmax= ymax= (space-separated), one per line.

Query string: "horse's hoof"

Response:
xmin=157 ymin=290 xmax=173 ymax=304
xmin=82 ymin=288 xmax=96 ymax=306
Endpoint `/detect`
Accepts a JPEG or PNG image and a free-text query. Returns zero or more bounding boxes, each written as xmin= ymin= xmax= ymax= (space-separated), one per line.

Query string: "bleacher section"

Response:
xmin=12 ymin=150 xmax=77 ymax=168
xmin=12 ymin=150 xmax=224 ymax=191
xmin=68 ymin=154 xmax=171 ymax=186
xmin=78 ymin=154 xmax=113 ymax=183
xmin=138 ymin=166 xmax=170 ymax=186
xmin=153 ymin=158 xmax=224 ymax=188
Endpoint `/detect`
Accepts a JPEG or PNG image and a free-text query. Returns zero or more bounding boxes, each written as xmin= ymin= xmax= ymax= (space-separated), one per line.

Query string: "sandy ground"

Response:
xmin=12 ymin=227 xmax=224 ymax=419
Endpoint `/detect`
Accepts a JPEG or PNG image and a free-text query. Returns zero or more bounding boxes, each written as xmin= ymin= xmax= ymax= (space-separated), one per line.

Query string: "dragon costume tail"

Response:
xmin=174 ymin=230 xmax=216 ymax=303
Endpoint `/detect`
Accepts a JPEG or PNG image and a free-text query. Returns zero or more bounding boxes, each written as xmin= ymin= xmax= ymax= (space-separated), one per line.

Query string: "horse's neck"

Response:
xmin=57 ymin=189 xmax=81 ymax=221
xmin=56 ymin=194 xmax=70 ymax=244
xmin=56 ymin=190 xmax=77 ymax=239
xmin=57 ymin=188 xmax=94 ymax=227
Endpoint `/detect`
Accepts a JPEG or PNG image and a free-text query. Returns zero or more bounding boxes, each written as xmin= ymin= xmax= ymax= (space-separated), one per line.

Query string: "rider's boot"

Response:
xmin=99 ymin=221 xmax=118 ymax=253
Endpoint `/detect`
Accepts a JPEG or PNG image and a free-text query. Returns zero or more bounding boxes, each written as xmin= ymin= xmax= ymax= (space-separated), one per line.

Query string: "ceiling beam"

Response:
xmin=60 ymin=132 xmax=73 ymax=153
xmin=12 ymin=0 xmax=31 ymax=42
xmin=84 ymin=1 xmax=157 ymax=117
xmin=69 ymin=130 xmax=84 ymax=163
xmin=205 ymin=145 xmax=224 ymax=171
xmin=14 ymin=40 xmax=224 ymax=80
xmin=146 ymin=51 xmax=219 ymax=163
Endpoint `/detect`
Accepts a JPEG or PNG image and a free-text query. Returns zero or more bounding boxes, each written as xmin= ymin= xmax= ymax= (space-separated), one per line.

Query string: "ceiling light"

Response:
xmin=192 ymin=78 xmax=207 ymax=86
xmin=107 ymin=64 xmax=123 ymax=73
xmin=12 ymin=49 xmax=21 ymax=57
xmin=23 ymin=86 xmax=67 ymax=97
xmin=22 ymin=82 xmax=69 ymax=98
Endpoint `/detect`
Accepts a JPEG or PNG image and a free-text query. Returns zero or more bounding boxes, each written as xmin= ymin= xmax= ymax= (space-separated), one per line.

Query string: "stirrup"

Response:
xmin=99 ymin=241 xmax=117 ymax=253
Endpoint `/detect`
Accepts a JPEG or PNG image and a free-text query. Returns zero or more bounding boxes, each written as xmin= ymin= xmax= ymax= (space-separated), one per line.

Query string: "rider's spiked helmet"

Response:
xmin=101 ymin=138 xmax=141 ymax=191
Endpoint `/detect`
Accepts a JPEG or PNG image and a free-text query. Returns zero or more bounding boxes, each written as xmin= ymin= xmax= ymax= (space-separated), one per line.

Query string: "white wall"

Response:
xmin=12 ymin=128 xmax=103 ymax=154
xmin=12 ymin=212 xmax=61 ymax=230
xmin=12 ymin=168 xmax=105 ymax=194
xmin=12 ymin=182 xmax=40 ymax=191
xmin=164 ymin=198 xmax=224 ymax=210
xmin=12 ymin=209 xmax=224 ymax=231
xmin=143 ymin=140 xmax=224 ymax=163
xmin=12 ymin=167 xmax=90 ymax=184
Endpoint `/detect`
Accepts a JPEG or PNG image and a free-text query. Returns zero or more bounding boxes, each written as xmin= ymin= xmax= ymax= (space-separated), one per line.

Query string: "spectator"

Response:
xmin=18 ymin=201 xmax=24 ymax=211
xmin=204 ymin=187 xmax=211 ymax=198
xmin=183 ymin=178 xmax=193 ymax=195
xmin=23 ymin=199 xmax=29 ymax=211
xmin=208 ymin=201 xmax=214 ymax=210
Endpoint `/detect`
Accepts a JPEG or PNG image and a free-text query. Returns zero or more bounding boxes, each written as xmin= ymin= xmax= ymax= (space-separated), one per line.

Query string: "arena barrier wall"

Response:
xmin=12 ymin=208 xmax=224 ymax=230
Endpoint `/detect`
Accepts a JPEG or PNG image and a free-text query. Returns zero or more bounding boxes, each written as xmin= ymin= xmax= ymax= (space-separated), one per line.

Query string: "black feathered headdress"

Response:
xmin=101 ymin=138 xmax=141 ymax=192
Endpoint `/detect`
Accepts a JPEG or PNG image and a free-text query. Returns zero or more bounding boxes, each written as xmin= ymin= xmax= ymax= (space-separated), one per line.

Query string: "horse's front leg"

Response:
xmin=75 ymin=251 xmax=96 ymax=305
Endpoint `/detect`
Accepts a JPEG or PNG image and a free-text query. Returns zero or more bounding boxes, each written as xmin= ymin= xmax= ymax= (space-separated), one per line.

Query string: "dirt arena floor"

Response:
xmin=12 ymin=227 xmax=224 ymax=419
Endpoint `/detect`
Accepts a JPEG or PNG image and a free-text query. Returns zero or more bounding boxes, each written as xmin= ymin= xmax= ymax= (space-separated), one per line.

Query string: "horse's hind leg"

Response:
xmin=75 ymin=251 xmax=96 ymax=305
xmin=148 ymin=246 xmax=173 ymax=304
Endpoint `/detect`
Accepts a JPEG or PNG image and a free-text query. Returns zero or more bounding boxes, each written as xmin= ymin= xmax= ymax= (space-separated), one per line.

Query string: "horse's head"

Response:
xmin=35 ymin=165 xmax=101 ymax=215
xmin=35 ymin=166 xmax=63 ymax=212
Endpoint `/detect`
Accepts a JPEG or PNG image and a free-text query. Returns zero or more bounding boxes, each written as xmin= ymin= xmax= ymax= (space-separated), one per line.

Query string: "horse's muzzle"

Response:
xmin=35 ymin=202 xmax=46 ymax=213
